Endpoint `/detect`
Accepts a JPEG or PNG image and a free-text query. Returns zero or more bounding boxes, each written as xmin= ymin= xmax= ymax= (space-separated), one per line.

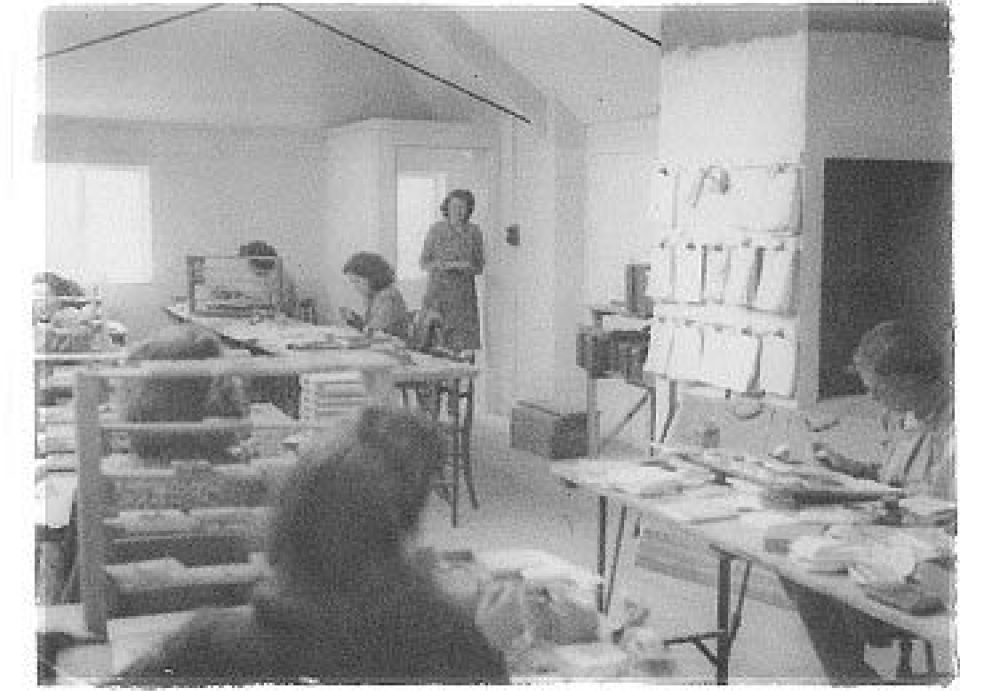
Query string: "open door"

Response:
xmin=393 ymin=145 xmax=512 ymax=417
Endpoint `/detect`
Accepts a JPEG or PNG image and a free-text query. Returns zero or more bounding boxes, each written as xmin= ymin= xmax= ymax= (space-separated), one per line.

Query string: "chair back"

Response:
xmin=407 ymin=309 xmax=444 ymax=353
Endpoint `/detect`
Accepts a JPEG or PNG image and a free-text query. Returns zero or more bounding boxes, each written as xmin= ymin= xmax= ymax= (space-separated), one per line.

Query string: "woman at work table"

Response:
xmin=784 ymin=320 xmax=954 ymax=685
xmin=238 ymin=240 xmax=299 ymax=317
xmin=340 ymin=252 xmax=410 ymax=340
xmin=419 ymin=189 xmax=484 ymax=352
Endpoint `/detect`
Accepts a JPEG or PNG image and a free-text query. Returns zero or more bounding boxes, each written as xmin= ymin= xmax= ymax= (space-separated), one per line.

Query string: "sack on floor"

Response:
xmin=475 ymin=574 xmax=600 ymax=653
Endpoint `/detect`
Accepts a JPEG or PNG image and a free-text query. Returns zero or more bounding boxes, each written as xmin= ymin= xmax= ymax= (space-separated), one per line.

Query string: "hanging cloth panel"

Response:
xmin=667 ymin=322 xmax=703 ymax=382
xmin=759 ymin=332 xmax=798 ymax=397
xmin=674 ymin=243 xmax=705 ymax=304
xmin=643 ymin=319 xmax=674 ymax=376
xmin=723 ymin=244 xmax=760 ymax=307
xmin=704 ymin=245 xmax=730 ymax=304
xmin=649 ymin=169 xmax=679 ymax=226
xmin=754 ymin=247 xmax=799 ymax=313
xmin=699 ymin=327 xmax=761 ymax=393
xmin=698 ymin=325 xmax=730 ymax=388
xmin=646 ymin=243 xmax=675 ymax=301
xmin=724 ymin=331 xmax=762 ymax=393
xmin=732 ymin=165 xmax=802 ymax=233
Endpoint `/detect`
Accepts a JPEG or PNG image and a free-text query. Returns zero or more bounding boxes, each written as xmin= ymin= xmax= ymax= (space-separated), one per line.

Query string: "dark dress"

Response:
xmin=112 ymin=576 xmax=508 ymax=686
xmin=419 ymin=220 xmax=484 ymax=351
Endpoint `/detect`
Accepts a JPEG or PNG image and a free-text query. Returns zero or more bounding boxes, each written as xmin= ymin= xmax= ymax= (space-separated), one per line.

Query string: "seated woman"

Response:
xmin=113 ymin=406 xmax=508 ymax=685
xmin=785 ymin=320 xmax=954 ymax=685
xmin=238 ymin=240 xmax=298 ymax=317
xmin=340 ymin=252 xmax=410 ymax=340
xmin=119 ymin=325 xmax=249 ymax=462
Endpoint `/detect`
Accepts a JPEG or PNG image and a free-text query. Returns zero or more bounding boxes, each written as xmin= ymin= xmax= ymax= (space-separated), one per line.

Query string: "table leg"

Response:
xmin=596 ymin=494 xmax=607 ymax=612
xmin=448 ymin=378 xmax=460 ymax=528
xmin=716 ymin=554 xmax=733 ymax=685
xmin=586 ymin=372 xmax=600 ymax=457
xmin=648 ymin=384 xmax=657 ymax=456
xmin=604 ymin=505 xmax=629 ymax=613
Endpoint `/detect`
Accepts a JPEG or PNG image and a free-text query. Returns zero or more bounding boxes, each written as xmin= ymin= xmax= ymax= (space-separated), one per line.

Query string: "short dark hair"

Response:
xmin=239 ymin=240 xmax=278 ymax=273
xmin=268 ymin=406 xmax=444 ymax=594
xmin=440 ymin=189 xmax=475 ymax=219
xmin=342 ymin=252 xmax=396 ymax=292
xmin=853 ymin=320 xmax=944 ymax=382
xmin=122 ymin=325 xmax=247 ymax=459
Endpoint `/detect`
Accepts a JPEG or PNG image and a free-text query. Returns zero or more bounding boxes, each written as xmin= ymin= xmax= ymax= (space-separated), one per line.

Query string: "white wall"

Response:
xmin=40 ymin=117 xmax=330 ymax=341
xmin=583 ymin=116 xmax=660 ymax=444
xmin=658 ymin=33 xmax=808 ymax=167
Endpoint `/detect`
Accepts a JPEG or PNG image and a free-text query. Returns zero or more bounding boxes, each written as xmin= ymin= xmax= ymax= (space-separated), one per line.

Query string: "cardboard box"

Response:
xmin=511 ymin=400 xmax=590 ymax=459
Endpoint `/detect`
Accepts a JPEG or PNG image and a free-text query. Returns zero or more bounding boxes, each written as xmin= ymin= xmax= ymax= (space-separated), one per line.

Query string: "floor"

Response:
xmin=39 ymin=414 xmax=935 ymax=685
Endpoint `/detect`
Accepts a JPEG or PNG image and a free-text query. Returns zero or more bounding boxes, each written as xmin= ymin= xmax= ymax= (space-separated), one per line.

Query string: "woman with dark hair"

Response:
xmin=419 ymin=189 xmax=484 ymax=352
xmin=120 ymin=324 xmax=249 ymax=461
xmin=114 ymin=406 xmax=508 ymax=685
xmin=784 ymin=320 xmax=954 ymax=685
xmin=238 ymin=240 xmax=298 ymax=316
xmin=340 ymin=252 xmax=410 ymax=339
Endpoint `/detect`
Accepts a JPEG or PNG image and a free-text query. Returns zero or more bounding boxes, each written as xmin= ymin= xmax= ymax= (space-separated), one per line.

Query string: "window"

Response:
xmin=396 ymin=172 xmax=446 ymax=281
xmin=45 ymin=163 xmax=152 ymax=285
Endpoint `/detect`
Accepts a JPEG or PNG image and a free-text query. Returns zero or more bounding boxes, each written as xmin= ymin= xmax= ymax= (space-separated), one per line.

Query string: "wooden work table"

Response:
xmin=552 ymin=457 xmax=954 ymax=684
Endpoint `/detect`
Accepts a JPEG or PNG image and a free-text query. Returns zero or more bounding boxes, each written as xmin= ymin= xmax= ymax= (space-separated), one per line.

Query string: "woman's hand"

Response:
xmin=811 ymin=441 xmax=848 ymax=472
xmin=338 ymin=306 xmax=363 ymax=330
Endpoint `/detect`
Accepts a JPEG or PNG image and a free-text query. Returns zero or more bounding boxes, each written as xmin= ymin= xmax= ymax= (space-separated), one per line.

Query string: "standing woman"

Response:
xmin=419 ymin=189 xmax=485 ymax=352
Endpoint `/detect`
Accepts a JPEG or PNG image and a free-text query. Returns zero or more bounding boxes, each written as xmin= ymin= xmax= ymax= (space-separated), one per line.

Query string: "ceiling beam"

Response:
xmin=38 ymin=4 xmax=225 ymax=61
xmin=268 ymin=3 xmax=532 ymax=125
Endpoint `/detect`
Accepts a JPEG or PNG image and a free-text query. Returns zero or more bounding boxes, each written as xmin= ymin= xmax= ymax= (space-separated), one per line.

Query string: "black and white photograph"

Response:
xmin=8 ymin=0 xmax=977 ymax=689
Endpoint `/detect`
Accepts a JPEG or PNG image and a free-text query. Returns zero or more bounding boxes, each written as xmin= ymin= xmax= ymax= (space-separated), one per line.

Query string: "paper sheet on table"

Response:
xmin=475 ymin=549 xmax=600 ymax=589
xmin=673 ymin=244 xmax=705 ymax=303
xmin=758 ymin=333 xmax=797 ymax=396
xmin=667 ymin=323 xmax=703 ymax=382
xmin=646 ymin=243 xmax=675 ymax=300
xmin=703 ymin=246 xmax=730 ymax=303
xmin=650 ymin=498 xmax=743 ymax=524
xmin=606 ymin=469 xmax=688 ymax=498
xmin=723 ymin=244 xmax=760 ymax=307
xmin=739 ymin=509 xmax=801 ymax=531
xmin=754 ymin=248 xmax=798 ymax=313
xmin=643 ymin=320 xmax=674 ymax=376
xmin=788 ymin=536 xmax=873 ymax=573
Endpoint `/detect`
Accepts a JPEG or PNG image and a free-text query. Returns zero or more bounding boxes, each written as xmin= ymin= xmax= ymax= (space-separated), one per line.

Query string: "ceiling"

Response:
xmin=38 ymin=4 xmax=662 ymax=129
xmin=36 ymin=3 xmax=948 ymax=131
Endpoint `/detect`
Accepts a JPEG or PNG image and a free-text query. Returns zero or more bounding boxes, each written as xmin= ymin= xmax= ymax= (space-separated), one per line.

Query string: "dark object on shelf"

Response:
xmin=625 ymin=263 xmax=654 ymax=316
xmin=511 ymin=400 xmax=590 ymax=460
xmin=576 ymin=326 xmax=612 ymax=377
xmin=606 ymin=328 xmax=650 ymax=386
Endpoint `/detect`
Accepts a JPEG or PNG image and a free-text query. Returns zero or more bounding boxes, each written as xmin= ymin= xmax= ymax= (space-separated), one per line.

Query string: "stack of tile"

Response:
xmin=298 ymin=371 xmax=368 ymax=424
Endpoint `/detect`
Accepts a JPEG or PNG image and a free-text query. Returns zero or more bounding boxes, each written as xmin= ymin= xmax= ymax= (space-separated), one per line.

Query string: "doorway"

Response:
xmin=393 ymin=145 xmax=510 ymax=417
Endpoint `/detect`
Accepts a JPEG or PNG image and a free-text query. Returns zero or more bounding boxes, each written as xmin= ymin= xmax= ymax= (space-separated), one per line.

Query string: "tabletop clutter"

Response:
xmin=422 ymin=548 xmax=676 ymax=679
xmin=555 ymin=446 xmax=956 ymax=617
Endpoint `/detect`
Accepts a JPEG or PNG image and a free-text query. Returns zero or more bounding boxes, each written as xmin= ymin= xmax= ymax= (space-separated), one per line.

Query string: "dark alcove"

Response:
xmin=819 ymin=158 xmax=952 ymax=399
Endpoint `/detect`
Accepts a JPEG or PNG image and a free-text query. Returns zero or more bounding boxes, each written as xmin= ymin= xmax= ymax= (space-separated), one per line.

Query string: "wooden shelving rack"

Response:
xmin=73 ymin=353 xmax=396 ymax=638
